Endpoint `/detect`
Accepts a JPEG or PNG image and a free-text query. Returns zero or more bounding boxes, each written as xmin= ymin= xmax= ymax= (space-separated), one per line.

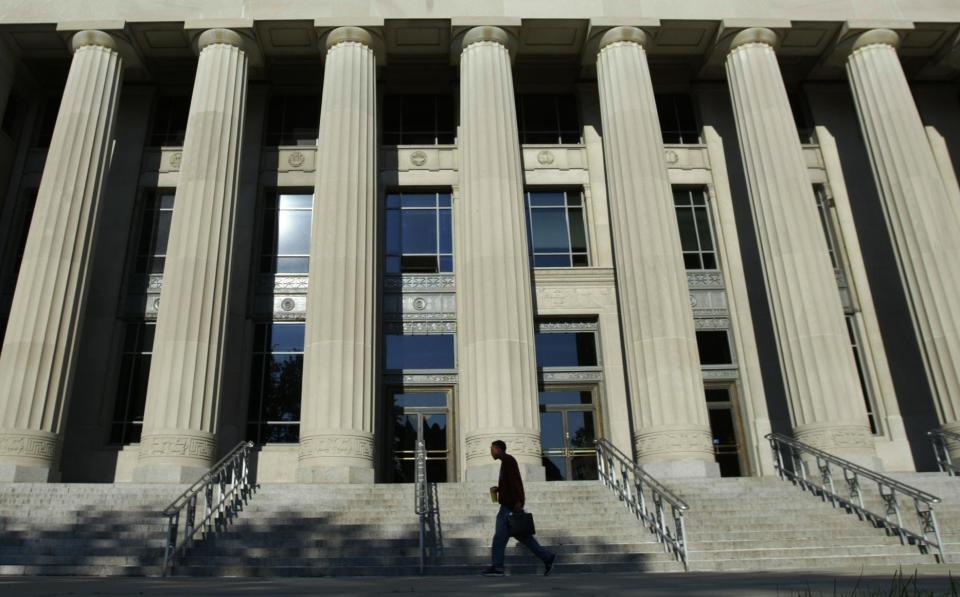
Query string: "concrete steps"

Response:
xmin=0 ymin=474 xmax=955 ymax=577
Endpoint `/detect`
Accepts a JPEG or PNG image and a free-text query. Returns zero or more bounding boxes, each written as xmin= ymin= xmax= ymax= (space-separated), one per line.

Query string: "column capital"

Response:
xmin=598 ymin=26 xmax=648 ymax=51
xmin=728 ymin=27 xmax=779 ymax=53
xmin=197 ymin=28 xmax=244 ymax=51
xmin=462 ymin=25 xmax=510 ymax=51
xmin=852 ymin=28 xmax=900 ymax=53
xmin=324 ymin=26 xmax=375 ymax=52
xmin=71 ymin=30 xmax=116 ymax=52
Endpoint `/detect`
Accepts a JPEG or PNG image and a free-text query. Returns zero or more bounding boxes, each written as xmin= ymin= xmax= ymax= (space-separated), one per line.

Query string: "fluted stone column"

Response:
xmin=596 ymin=27 xmax=717 ymax=477
xmin=0 ymin=31 xmax=122 ymax=482
xmin=725 ymin=28 xmax=877 ymax=465
xmin=133 ymin=29 xmax=248 ymax=483
xmin=457 ymin=26 xmax=543 ymax=481
xmin=847 ymin=30 xmax=960 ymax=456
xmin=297 ymin=27 xmax=377 ymax=483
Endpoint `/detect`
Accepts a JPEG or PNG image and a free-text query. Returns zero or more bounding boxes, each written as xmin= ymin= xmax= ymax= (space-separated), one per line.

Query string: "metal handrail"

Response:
xmin=927 ymin=429 xmax=960 ymax=476
xmin=595 ymin=439 xmax=690 ymax=570
xmin=766 ymin=432 xmax=944 ymax=560
xmin=414 ymin=439 xmax=428 ymax=575
xmin=161 ymin=441 xmax=256 ymax=576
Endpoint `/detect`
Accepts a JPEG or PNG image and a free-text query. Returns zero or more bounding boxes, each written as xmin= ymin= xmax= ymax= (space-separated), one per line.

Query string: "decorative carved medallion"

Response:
xmin=152 ymin=298 xmax=161 ymax=312
xmin=537 ymin=150 xmax=555 ymax=165
xmin=280 ymin=298 xmax=296 ymax=312
xmin=664 ymin=149 xmax=679 ymax=164
xmin=169 ymin=152 xmax=182 ymax=169
xmin=412 ymin=297 xmax=427 ymax=311
xmin=410 ymin=150 xmax=428 ymax=167
xmin=287 ymin=151 xmax=306 ymax=168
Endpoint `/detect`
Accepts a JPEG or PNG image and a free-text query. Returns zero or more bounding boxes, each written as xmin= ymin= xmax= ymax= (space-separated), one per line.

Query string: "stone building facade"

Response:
xmin=0 ymin=1 xmax=958 ymax=484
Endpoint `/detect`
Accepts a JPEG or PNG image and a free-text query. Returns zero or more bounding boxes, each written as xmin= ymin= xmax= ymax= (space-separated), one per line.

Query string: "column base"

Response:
xmin=942 ymin=421 xmax=960 ymax=462
xmin=639 ymin=458 xmax=720 ymax=479
xmin=0 ymin=463 xmax=59 ymax=483
xmin=132 ymin=429 xmax=217 ymax=483
xmin=296 ymin=464 xmax=374 ymax=484
xmin=464 ymin=461 xmax=546 ymax=482
xmin=793 ymin=422 xmax=882 ymax=471
xmin=131 ymin=463 xmax=208 ymax=484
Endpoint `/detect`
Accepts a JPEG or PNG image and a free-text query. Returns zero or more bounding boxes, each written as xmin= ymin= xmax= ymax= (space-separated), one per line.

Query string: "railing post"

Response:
xmin=163 ymin=512 xmax=179 ymax=577
xmin=184 ymin=495 xmax=197 ymax=550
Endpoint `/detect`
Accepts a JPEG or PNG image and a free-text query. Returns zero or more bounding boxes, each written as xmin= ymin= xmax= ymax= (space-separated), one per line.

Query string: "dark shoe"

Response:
xmin=544 ymin=553 xmax=556 ymax=576
xmin=481 ymin=566 xmax=505 ymax=577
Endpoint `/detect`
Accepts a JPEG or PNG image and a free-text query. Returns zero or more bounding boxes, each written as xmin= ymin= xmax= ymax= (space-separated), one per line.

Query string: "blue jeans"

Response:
xmin=491 ymin=505 xmax=553 ymax=569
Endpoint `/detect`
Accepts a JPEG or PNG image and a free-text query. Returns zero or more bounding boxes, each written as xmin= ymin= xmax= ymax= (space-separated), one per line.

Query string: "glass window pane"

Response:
xmin=436 ymin=96 xmax=455 ymax=134
xmin=401 ymin=255 xmax=438 ymax=273
xmin=269 ymin=323 xmax=305 ymax=352
xmin=383 ymin=97 xmax=402 ymax=132
xmin=695 ymin=207 xmax=714 ymax=251
xmin=385 ymin=209 xmax=402 ymax=254
xmin=402 ymin=100 xmax=435 ymax=133
xmin=439 ymin=255 xmax=453 ymax=273
xmin=556 ymin=95 xmax=580 ymax=133
xmin=568 ymin=209 xmax=587 ymax=253
xmin=535 ymin=331 xmax=598 ymax=367
xmin=385 ymin=334 xmax=455 ymax=370
xmin=566 ymin=411 xmax=596 ymax=448
xmin=527 ymin=191 xmax=566 ymax=207
xmin=539 ymin=390 xmax=592 ymax=405
xmin=438 ymin=210 xmax=452 ymax=254
xmin=543 ymin=455 xmax=566 ymax=481
xmin=683 ymin=253 xmax=701 ymax=270
xmin=275 ymin=257 xmax=309 ymax=274
xmin=279 ymin=194 xmax=313 ymax=209
xmin=696 ymin=330 xmax=733 ymax=365
xmin=701 ymin=253 xmax=717 ymax=269
xmin=530 ymin=209 xmax=570 ymax=254
xmin=401 ymin=193 xmax=437 ymax=208
xmin=539 ymin=411 xmax=565 ymax=450
xmin=533 ymin=254 xmax=571 ymax=268
xmin=393 ymin=392 xmax=447 ymax=408
xmin=277 ymin=210 xmax=312 ymax=255
xmin=401 ymin=210 xmax=438 ymax=254
xmin=675 ymin=208 xmax=698 ymax=252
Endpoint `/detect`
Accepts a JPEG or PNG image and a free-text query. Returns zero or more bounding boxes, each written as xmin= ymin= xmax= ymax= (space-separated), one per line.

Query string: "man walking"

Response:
xmin=481 ymin=440 xmax=556 ymax=576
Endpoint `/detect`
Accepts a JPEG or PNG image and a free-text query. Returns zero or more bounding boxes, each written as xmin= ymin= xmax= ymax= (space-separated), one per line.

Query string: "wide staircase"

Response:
xmin=667 ymin=476 xmax=942 ymax=572
xmin=0 ymin=484 xmax=185 ymax=575
xmin=175 ymin=481 xmax=684 ymax=576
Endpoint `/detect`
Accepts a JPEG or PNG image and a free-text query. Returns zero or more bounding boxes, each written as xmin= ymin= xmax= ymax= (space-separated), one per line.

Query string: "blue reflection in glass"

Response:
xmin=401 ymin=210 xmax=437 ymax=254
xmin=530 ymin=208 xmax=569 ymax=253
xmin=385 ymin=334 xmax=455 ymax=370
xmin=269 ymin=323 xmax=305 ymax=352
xmin=535 ymin=332 xmax=598 ymax=367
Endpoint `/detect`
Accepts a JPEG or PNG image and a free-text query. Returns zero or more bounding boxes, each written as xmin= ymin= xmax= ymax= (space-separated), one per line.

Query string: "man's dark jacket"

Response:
xmin=497 ymin=453 xmax=525 ymax=509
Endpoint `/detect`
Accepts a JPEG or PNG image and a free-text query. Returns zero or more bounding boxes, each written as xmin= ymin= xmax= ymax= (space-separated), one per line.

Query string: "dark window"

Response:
xmin=696 ymin=330 xmax=733 ymax=365
xmin=516 ymin=94 xmax=581 ymax=144
xmin=0 ymin=188 xmax=39 ymax=348
xmin=148 ymin=95 xmax=190 ymax=146
xmin=535 ymin=331 xmax=598 ymax=368
xmin=259 ymin=192 xmax=313 ymax=274
xmin=813 ymin=185 xmax=840 ymax=270
xmin=525 ymin=190 xmax=589 ymax=267
xmin=847 ymin=315 xmax=879 ymax=434
xmin=264 ymin=94 xmax=321 ymax=146
xmin=538 ymin=390 xmax=593 ymax=405
xmin=385 ymin=191 xmax=452 ymax=274
xmin=655 ymin=94 xmax=699 ymax=144
xmin=34 ymin=96 xmax=61 ymax=148
xmin=382 ymin=94 xmax=455 ymax=145
xmin=384 ymin=334 xmax=455 ymax=370
xmin=1 ymin=92 xmax=24 ymax=139
xmin=134 ymin=189 xmax=175 ymax=274
xmin=789 ymin=91 xmax=814 ymax=143
xmin=109 ymin=322 xmax=155 ymax=444
xmin=246 ymin=322 xmax=304 ymax=444
xmin=674 ymin=188 xmax=717 ymax=270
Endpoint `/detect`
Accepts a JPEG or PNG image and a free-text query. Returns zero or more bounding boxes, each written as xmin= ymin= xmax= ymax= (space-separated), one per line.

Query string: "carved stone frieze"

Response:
xmin=384 ymin=373 xmax=458 ymax=385
xmin=633 ymin=426 xmax=714 ymax=459
xmin=701 ymin=368 xmax=739 ymax=380
xmin=534 ymin=285 xmax=616 ymax=310
xmin=298 ymin=432 xmax=375 ymax=460
xmin=541 ymin=370 xmax=603 ymax=383
xmin=537 ymin=320 xmax=598 ymax=332
xmin=384 ymin=321 xmax=456 ymax=334
xmin=686 ymin=270 xmax=724 ymax=289
xmin=465 ymin=432 xmax=541 ymax=461
xmin=384 ymin=274 xmax=455 ymax=291
xmin=0 ymin=430 xmax=59 ymax=460
xmin=793 ymin=424 xmax=875 ymax=451
xmin=138 ymin=433 xmax=216 ymax=460
xmin=694 ymin=317 xmax=730 ymax=330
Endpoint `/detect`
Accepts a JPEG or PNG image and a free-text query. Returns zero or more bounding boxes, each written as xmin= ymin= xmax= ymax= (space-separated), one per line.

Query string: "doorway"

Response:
xmin=705 ymin=387 xmax=745 ymax=477
xmin=538 ymin=389 xmax=599 ymax=481
xmin=387 ymin=388 xmax=452 ymax=483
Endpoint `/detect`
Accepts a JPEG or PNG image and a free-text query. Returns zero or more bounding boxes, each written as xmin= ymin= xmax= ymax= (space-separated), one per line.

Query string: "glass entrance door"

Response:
xmin=389 ymin=390 xmax=451 ymax=483
xmin=705 ymin=387 xmax=744 ymax=477
xmin=539 ymin=389 xmax=599 ymax=481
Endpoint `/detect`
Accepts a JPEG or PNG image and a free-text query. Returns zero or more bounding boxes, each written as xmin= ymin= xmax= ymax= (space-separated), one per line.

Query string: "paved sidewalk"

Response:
xmin=0 ymin=565 xmax=958 ymax=596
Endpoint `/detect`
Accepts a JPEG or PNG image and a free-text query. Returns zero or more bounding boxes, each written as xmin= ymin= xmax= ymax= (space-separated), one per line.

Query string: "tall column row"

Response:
xmin=845 ymin=30 xmax=960 ymax=456
xmin=133 ymin=29 xmax=249 ymax=482
xmin=594 ymin=27 xmax=717 ymax=476
xmin=724 ymin=28 xmax=878 ymax=465
xmin=0 ymin=31 xmax=123 ymax=481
